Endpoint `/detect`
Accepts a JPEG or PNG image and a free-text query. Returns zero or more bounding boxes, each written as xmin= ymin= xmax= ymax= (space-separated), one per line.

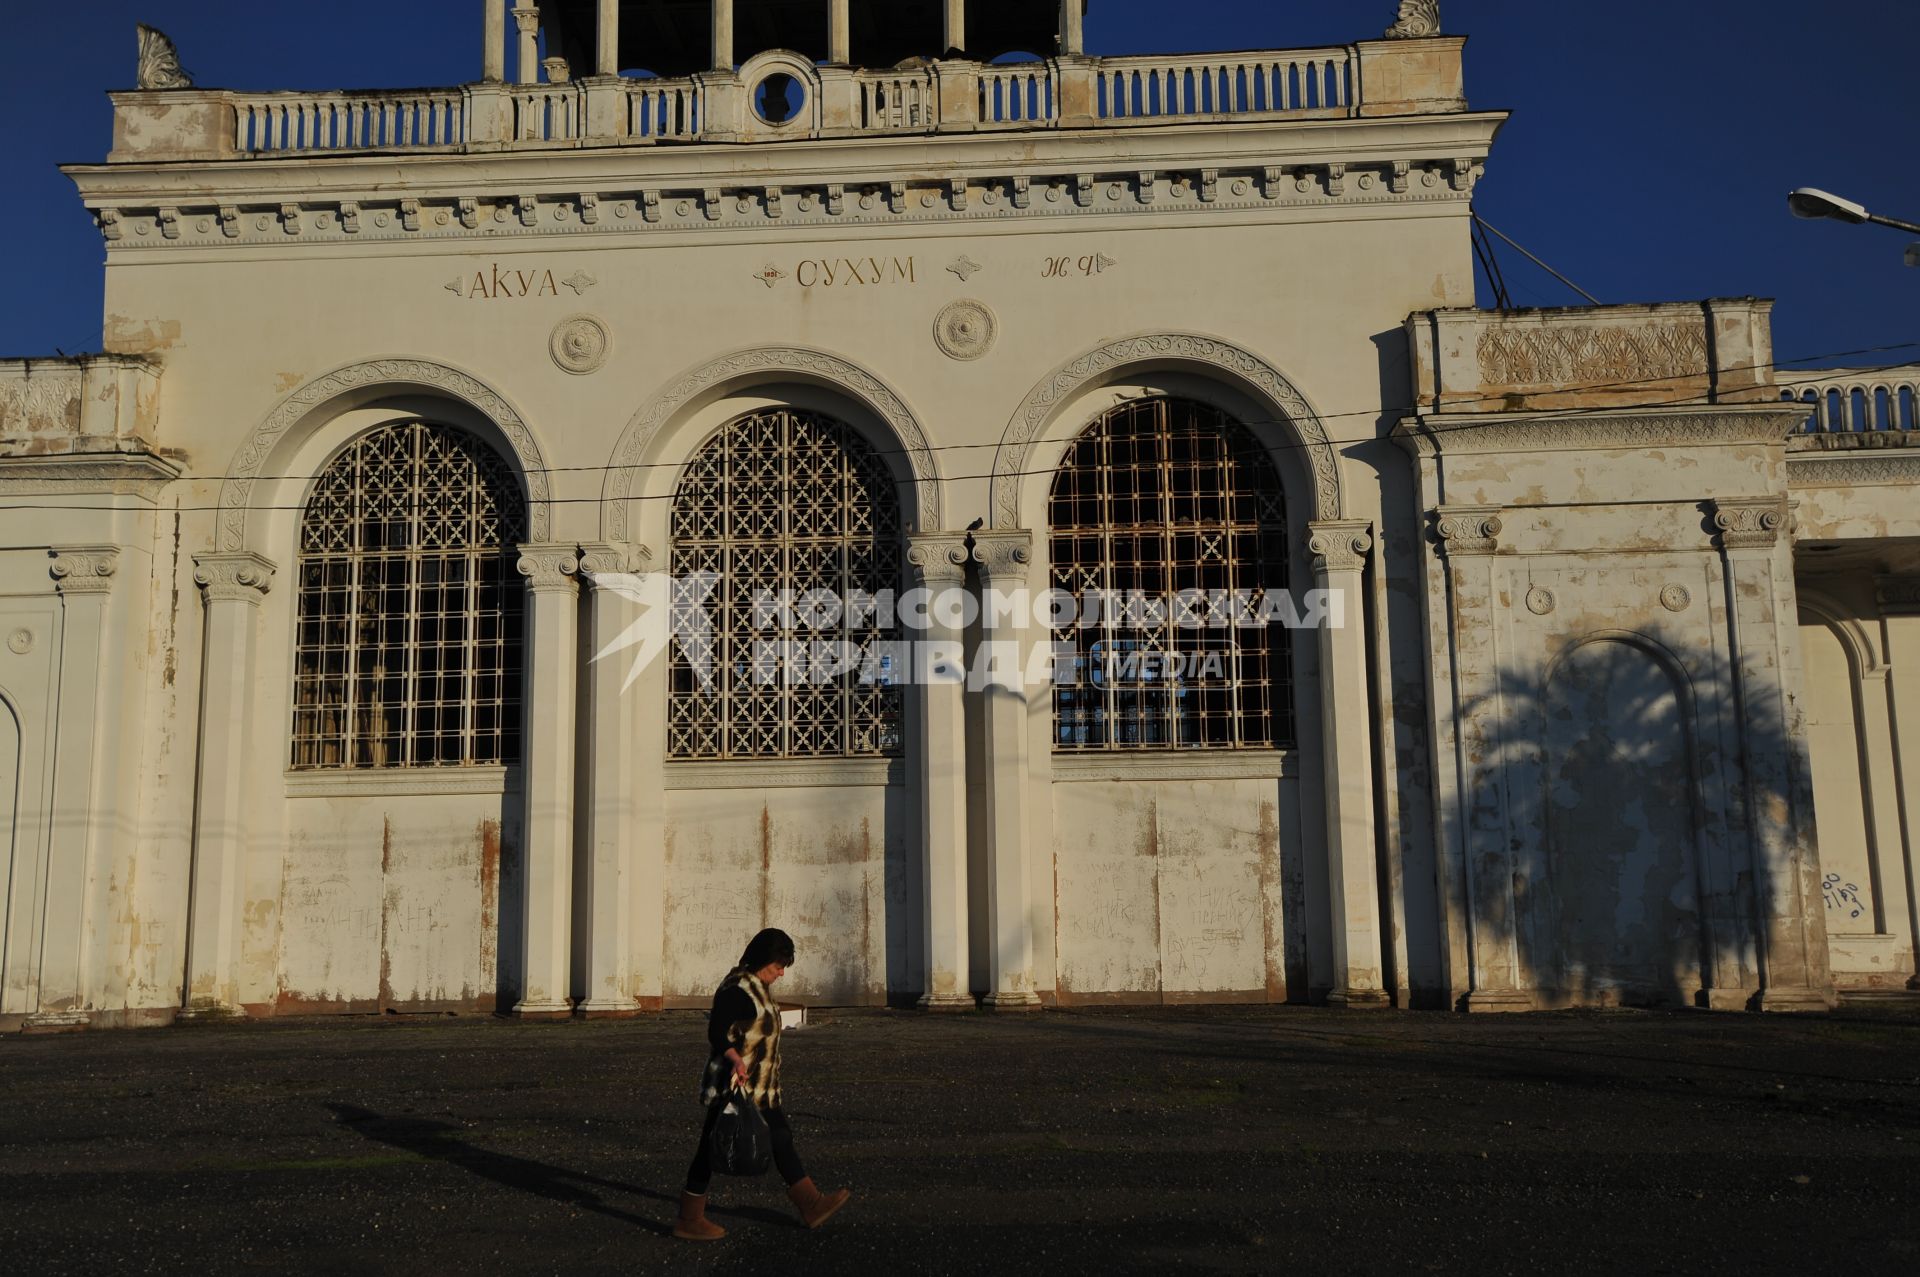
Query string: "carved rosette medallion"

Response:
xmin=934 ymin=300 xmax=998 ymax=362
xmin=1525 ymin=585 xmax=1556 ymax=616
xmin=50 ymin=547 xmax=121 ymax=595
xmin=7 ymin=628 xmax=33 ymax=656
xmin=550 ymin=315 xmax=610 ymax=375
xmin=1660 ymin=583 xmax=1692 ymax=613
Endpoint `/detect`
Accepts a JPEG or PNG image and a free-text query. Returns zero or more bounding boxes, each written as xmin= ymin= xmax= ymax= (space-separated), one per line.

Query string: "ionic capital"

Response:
xmin=516 ymin=542 xmax=581 ymax=593
xmin=192 ymin=551 xmax=275 ymax=604
xmin=578 ymin=541 xmax=652 ymax=578
xmin=1710 ymin=497 xmax=1789 ymax=552
xmin=511 ymin=4 xmax=541 ymax=34
xmin=50 ymin=545 xmax=121 ymax=596
xmin=1307 ymin=521 xmax=1373 ymax=575
xmin=906 ymin=534 xmax=971 ymax=587
xmin=969 ymin=531 xmax=1033 ymax=584
xmin=1432 ymin=505 xmax=1503 ymax=557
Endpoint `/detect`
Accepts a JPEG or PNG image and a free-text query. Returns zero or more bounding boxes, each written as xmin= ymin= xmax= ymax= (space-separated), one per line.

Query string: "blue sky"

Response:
xmin=1 ymin=1 xmax=1914 ymax=368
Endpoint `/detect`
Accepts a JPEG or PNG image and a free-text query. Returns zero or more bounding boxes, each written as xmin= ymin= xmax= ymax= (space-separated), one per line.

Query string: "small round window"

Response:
xmin=754 ymin=72 xmax=805 ymax=125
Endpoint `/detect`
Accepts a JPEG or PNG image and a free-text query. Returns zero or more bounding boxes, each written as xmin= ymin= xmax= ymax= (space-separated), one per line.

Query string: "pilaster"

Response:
xmin=909 ymin=532 xmax=975 ymax=1011
xmin=182 ymin=551 xmax=275 ymax=1017
xmin=576 ymin=543 xmax=657 ymax=1015
xmin=1711 ymin=499 xmax=1835 ymax=1010
xmin=513 ymin=543 xmax=581 ymax=1017
xmin=1431 ymin=506 xmax=1532 ymax=1011
xmin=1876 ymin=574 xmax=1920 ymax=989
xmin=972 ymin=532 xmax=1041 ymax=1011
xmin=1307 ymin=522 xmax=1390 ymax=1007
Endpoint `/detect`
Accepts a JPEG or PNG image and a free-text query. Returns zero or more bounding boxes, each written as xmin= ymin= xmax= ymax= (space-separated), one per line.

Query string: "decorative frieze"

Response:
xmin=1477 ymin=323 xmax=1709 ymax=389
xmin=1710 ymin=498 xmax=1788 ymax=551
xmin=50 ymin=546 xmax=120 ymax=594
xmin=192 ymin=551 xmax=275 ymax=604
xmin=1432 ymin=505 xmax=1503 ymax=556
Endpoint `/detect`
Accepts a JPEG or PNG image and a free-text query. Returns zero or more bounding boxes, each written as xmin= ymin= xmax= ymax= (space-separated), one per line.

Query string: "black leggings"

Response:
xmin=684 ymin=1104 xmax=806 ymax=1195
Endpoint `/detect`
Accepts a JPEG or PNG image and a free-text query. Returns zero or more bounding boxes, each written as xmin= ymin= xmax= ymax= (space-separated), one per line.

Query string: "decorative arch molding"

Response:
xmin=1544 ymin=627 xmax=1702 ymax=711
xmin=989 ymin=333 xmax=1345 ymax=528
xmin=600 ymin=346 xmax=943 ymax=540
xmin=217 ymin=359 xmax=553 ymax=552
xmin=1796 ymin=588 xmax=1886 ymax=680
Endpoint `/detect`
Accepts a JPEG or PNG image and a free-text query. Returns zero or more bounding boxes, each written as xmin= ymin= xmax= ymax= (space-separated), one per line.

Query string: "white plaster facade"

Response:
xmin=3 ymin=1 xmax=1916 ymax=1030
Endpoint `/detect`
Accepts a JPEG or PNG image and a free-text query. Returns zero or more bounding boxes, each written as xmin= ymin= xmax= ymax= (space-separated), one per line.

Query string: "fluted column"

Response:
xmin=1712 ymin=499 xmax=1834 ymax=1010
xmin=1308 ymin=521 xmax=1389 ymax=1007
xmin=909 ymin=533 xmax=974 ymax=1010
xmin=26 ymin=548 xmax=122 ymax=1029
xmin=483 ymin=0 xmax=508 ymax=81
xmin=943 ymin=0 xmax=966 ymax=54
xmin=711 ymin=0 xmax=734 ymax=69
xmin=182 ymin=551 xmax=275 ymax=1016
xmin=973 ymin=532 xmax=1041 ymax=1010
xmin=1432 ymin=506 xmax=1531 ymax=1011
xmin=576 ymin=543 xmax=656 ymax=1015
xmin=513 ymin=543 xmax=581 ymax=1017
xmin=512 ymin=5 xmax=541 ymax=85
xmin=828 ymin=0 xmax=850 ymax=64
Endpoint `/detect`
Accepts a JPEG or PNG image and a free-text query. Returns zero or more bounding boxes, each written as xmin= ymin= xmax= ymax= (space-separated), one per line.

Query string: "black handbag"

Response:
xmin=707 ymin=1084 xmax=772 ymax=1177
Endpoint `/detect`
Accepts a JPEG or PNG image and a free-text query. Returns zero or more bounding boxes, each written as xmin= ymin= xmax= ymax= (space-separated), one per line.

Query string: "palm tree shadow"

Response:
xmin=325 ymin=1102 xmax=676 ymax=1236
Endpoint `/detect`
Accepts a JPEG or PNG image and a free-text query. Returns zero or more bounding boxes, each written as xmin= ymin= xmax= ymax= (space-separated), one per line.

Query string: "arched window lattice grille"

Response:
xmin=291 ymin=421 xmax=527 ymax=770
xmin=669 ymin=409 xmax=906 ymax=759
xmin=1049 ymin=397 xmax=1294 ymax=751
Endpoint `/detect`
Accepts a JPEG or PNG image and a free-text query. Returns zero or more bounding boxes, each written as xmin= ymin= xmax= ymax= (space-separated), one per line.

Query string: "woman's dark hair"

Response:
xmin=740 ymin=928 xmax=796 ymax=971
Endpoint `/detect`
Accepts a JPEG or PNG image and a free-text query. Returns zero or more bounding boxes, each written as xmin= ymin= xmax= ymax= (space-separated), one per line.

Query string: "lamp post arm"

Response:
xmin=1868 ymin=212 xmax=1920 ymax=237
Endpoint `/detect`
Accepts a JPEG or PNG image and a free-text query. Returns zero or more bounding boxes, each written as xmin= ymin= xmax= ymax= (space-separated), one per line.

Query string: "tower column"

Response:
xmin=944 ymin=0 xmax=966 ymax=55
xmin=828 ymin=0 xmax=850 ymax=64
xmin=973 ymin=532 xmax=1041 ymax=1010
xmin=711 ymin=0 xmax=734 ymax=69
xmin=512 ymin=4 xmax=541 ymax=85
xmin=483 ymin=0 xmax=508 ymax=81
xmin=513 ymin=544 xmax=581 ymax=1017
xmin=909 ymin=533 xmax=974 ymax=1010
xmin=1059 ymin=0 xmax=1083 ymax=56
xmin=596 ymin=0 xmax=620 ymax=75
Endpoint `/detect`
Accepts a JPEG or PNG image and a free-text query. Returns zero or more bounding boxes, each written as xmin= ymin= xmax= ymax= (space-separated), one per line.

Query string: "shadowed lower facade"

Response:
xmin=2 ymin=1 xmax=1917 ymax=1030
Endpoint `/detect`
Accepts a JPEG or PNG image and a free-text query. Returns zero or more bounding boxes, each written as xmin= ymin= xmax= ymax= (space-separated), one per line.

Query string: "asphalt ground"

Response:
xmin=1 ymin=1004 xmax=1917 ymax=1275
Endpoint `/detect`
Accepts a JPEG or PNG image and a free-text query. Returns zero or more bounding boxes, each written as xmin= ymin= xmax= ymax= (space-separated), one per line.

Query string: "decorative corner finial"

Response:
xmin=136 ymin=24 xmax=194 ymax=90
xmin=1385 ymin=0 xmax=1442 ymax=39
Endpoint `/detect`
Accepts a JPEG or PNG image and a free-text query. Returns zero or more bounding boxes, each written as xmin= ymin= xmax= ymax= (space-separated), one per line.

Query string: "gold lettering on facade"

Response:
xmin=790 ymin=257 xmax=918 ymax=288
xmin=1041 ymin=253 xmax=1118 ymax=279
xmin=444 ymin=264 xmax=565 ymax=300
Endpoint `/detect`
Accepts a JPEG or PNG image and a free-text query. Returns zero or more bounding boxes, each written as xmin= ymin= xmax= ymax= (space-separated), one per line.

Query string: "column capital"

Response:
xmin=193 ymin=551 xmax=275 ymax=604
xmin=1876 ymin=573 xmax=1920 ymax=617
xmin=579 ymin=541 xmax=653 ymax=577
xmin=1710 ymin=496 xmax=1789 ymax=551
xmin=517 ymin=543 xmax=581 ymax=592
xmin=1432 ymin=505 xmax=1503 ymax=557
xmin=511 ymin=3 xmax=541 ymax=33
xmin=50 ymin=545 xmax=121 ymax=595
xmin=907 ymin=533 xmax=971 ymax=587
xmin=1307 ymin=520 xmax=1373 ymax=575
xmin=969 ymin=530 xmax=1032 ymax=584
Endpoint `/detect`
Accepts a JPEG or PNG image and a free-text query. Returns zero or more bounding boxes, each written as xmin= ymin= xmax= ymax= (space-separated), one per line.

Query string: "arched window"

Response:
xmin=1048 ymin=396 xmax=1293 ymax=751
xmin=669 ymin=409 xmax=905 ymax=759
xmin=291 ymin=421 xmax=527 ymax=770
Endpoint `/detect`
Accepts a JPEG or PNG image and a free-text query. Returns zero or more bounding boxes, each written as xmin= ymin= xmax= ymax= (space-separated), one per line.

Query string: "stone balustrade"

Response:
xmin=1783 ymin=366 xmax=1920 ymax=434
xmin=105 ymin=37 xmax=1465 ymax=162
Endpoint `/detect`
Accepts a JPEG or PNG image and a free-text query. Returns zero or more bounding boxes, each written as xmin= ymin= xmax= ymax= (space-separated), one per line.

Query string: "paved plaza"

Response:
xmin=3 ymin=1005 xmax=1917 ymax=1274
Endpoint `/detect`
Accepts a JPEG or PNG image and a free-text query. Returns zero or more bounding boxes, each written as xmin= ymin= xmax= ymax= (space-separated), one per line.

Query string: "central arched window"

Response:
xmin=1049 ymin=396 xmax=1293 ymax=751
xmin=669 ymin=408 xmax=905 ymax=759
xmin=290 ymin=421 xmax=527 ymax=770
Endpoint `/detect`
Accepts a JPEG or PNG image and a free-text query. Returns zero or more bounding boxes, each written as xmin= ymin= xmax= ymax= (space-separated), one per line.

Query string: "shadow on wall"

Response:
xmin=1467 ymin=632 xmax=1799 ymax=1009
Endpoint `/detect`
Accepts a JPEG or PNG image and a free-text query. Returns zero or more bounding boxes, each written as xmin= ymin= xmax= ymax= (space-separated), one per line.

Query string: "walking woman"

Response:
xmin=675 ymin=928 xmax=851 ymax=1241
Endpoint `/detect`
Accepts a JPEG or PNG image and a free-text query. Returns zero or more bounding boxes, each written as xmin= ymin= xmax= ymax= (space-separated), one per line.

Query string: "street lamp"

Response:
xmin=1789 ymin=187 xmax=1920 ymax=265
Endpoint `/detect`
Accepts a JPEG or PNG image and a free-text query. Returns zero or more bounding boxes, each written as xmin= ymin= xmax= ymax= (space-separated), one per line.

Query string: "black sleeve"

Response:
xmin=707 ymin=987 xmax=755 ymax=1055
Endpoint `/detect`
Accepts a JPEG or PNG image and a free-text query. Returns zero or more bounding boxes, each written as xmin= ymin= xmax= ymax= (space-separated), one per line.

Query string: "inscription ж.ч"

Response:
xmin=445 ymin=264 xmax=598 ymax=300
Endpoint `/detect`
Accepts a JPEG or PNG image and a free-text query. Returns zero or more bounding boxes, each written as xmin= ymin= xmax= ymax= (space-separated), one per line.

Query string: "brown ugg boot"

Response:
xmin=786 ymin=1177 xmax=851 ymax=1229
xmin=674 ymin=1191 xmax=726 ymax=1241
